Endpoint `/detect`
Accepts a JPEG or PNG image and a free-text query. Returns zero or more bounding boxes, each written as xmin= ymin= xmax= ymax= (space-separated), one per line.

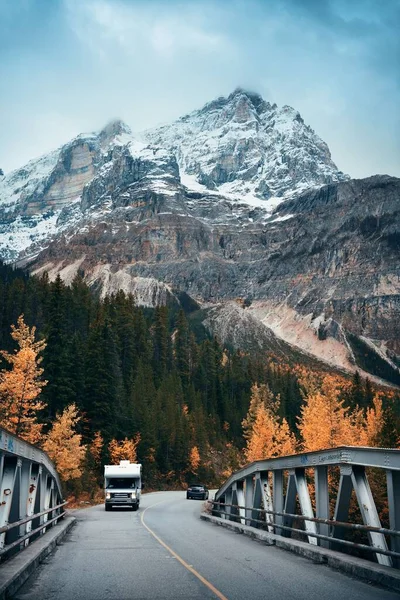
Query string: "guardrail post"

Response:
xmin=387 ymin=470 xmax=400 ymax=568
xmin=273 ymin=470 xmax=284 ymax=536
xmin=315 ymin=466 xmax=330 ymax=548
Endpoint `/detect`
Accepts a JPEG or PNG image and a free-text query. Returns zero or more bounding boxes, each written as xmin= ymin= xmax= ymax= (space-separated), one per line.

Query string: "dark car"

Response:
xmin=186 ymin=483 xmax=209 ymax=500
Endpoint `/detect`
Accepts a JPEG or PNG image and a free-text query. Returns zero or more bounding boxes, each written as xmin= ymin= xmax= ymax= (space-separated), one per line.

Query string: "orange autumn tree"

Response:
xmin=357 ymin=393 xmax=385 ymax=447
xmin=108 ymin=434 xmax=141 ymax=464
xmin=297 ymin=375 xmax=357 ymax=451
xmin=0 ymin=315 xmax=47 ymax=444
xmin=189 ymin=445 xmax=201 ymax=473
xmin=243 ymin=384 xmax=296 ymax=463
xmin=43 ymin=404 xmax=86 ymax=482
xmin=89 ymin=431 xmax=104 ymax=466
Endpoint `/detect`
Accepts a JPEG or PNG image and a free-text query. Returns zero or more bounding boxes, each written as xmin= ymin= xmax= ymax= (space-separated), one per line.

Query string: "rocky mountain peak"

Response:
xmin=141 ymin=88 xmax=348 ymax=200
xmin=99 ymin=119 xmax=132 ymax=147
xmin=227 ymin=87 xmax=271 ymax=114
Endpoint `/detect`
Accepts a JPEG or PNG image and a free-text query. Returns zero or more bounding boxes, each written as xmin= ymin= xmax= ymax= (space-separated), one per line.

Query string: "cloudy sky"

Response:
xmin=1 ymin=0 xmax=399 ymax=177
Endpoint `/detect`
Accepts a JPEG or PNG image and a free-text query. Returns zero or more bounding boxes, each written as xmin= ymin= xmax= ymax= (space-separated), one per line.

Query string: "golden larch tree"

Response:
xmin=358 ymin=394 xmax=385 ymax=447
xmin=0 ymin=315 xmax=47 ymax=444
xmin=189 ymin=445 xmax=201 ymax=473
xmin=242 ymin=383 xmax=276 ymax=442
xmin=108 ymin=434 xmax=141 ymax=464
xmin=297 ymin=375 xmax=357 ymax=452
xmin=243 ymin=385 xmax=296 ymax=463
xmin=43 ymin=404 xmax=86 ymax=481
xmin=89 ymin=431 xmax=104 ymax=466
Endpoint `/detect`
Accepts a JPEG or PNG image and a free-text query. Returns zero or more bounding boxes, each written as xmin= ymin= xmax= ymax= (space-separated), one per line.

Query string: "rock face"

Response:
xmin=0 ymin=90 xmax=399 ymax=382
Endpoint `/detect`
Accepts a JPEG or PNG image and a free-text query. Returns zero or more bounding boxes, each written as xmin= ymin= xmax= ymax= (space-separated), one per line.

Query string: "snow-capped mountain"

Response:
xmin=1 ymin=89 xmax=399 ymax=384
xmin=0 ymin=119 xmax=180 ymax=262
xmin=0 ymin=89 xmax=347 ymax=263
xmin=140 ymin=88 xmax=348 ymax=201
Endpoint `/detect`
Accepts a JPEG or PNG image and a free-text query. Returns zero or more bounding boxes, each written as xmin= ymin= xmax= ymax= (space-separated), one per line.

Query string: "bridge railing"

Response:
xmin=0 ymin=427 xmax=65 ymax=561
xmin=213 ymin=446 xmax=400 ymax=568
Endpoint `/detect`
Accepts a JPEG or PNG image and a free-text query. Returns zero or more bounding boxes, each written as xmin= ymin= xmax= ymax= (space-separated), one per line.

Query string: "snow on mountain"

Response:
xmin=139 ymin=88 xmax=348 ymax=203
xmin=0 ymin=120 xmax=177 ymax=262
xmin=0 ymin=88 xmax=348 ymax=263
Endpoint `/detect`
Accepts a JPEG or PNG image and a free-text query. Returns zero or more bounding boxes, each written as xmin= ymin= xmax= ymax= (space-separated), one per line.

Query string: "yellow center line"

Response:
xmin=140 ymin=501 xmax=229 ymax=600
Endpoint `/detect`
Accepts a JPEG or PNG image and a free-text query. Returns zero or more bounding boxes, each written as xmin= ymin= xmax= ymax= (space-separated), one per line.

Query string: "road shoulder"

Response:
xmin=201 ymin=513 xmax=400 ymax=594
xmin=0 ymin=514 xmax=76 ymax=600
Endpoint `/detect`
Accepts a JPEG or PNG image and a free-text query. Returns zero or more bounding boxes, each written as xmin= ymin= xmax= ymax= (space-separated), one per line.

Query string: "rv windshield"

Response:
xmin=106 ymin=478 xmax=137 ymax=489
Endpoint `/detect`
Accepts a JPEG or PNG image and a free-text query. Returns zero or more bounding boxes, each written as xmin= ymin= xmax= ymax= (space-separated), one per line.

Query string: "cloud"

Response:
xmin=0 ymin=0 xmax=398 ymax=177
xmin=65 ymin=0 xmax=231 ymax=61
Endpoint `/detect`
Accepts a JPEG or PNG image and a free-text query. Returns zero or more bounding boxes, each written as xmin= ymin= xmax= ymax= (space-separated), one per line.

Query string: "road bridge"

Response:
xmin=0 ymin=428 xmax=399 ymax=599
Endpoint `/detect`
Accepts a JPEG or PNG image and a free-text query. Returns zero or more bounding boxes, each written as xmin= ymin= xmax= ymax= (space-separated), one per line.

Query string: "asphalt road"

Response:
xmin=13 ymin=491 xmax=399 ymax=600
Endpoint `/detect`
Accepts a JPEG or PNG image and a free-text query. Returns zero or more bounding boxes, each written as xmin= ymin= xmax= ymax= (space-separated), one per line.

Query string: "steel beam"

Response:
xmin=351 ymin=466 xmax=391 ymax=567
xmin=236 ymin=480 xmax=246 ymax=524
xmin=260 ymin=472 xmax=274 ymax=532
xmin=0 ymin=428 xmax=64 ymax=560
xmin=245 ymin=476 xmax=254 ymax=526
xmin=332 ymin=466 xmax=353 ymax=549
xmin=0 ymin=457 xmax=18 ymax=549
xmin=273 ymin=470 xmax=284 ymax=536
xmin=295 ymin=468 xmax=318 ymax=545
xmin=214 ymin=446 xmax=400 ymax=569
xmin=215 ymin=446 xmax=400 ymax=502
xmin=387 ymin=470 xmax=400 ymax=568
xmin=251 ymin=474 xmax=263 ymax=528
xmin=230 ymin=483 xmax=240 ymax=523
xmin=315 ymin=466 xmax=330 ymax=548
xmin=283 ymin=471 xmax=297 ymax=538
xmin=21 ymin=464 xmax=40 ymax=543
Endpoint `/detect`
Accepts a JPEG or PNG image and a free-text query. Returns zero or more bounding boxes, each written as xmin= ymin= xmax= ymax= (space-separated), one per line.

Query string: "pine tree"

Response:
xmin=175 ymin=310 xmax=191 ymax=387
xmin=42 ymin=275 xmax=74 ymax=417
xmin=0 ymin=315 xmax=47 ymax=443
xmin=152 ymin=306 xmax=170 ymax=384
xmin=83 ymin=316 xmax=124 ymax=438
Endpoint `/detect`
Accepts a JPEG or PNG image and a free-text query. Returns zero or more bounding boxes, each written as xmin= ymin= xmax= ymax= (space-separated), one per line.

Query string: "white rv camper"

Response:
xmin=104 ymin=461 xmax=142 ymax=511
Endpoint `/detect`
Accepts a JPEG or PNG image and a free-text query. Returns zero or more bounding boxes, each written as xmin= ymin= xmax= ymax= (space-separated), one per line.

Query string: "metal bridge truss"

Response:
xmin=213 ymin=446 xmax=400 ymax=568
xmin=0 ymin=427 xmax=66 ymax=560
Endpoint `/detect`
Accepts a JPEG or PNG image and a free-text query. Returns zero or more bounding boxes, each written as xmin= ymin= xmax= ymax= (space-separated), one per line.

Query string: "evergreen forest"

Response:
xmin=0 ymin=261 xmax=399 ymax=498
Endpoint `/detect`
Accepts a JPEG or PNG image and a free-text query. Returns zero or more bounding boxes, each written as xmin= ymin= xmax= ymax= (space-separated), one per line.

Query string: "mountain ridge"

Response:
xmin=0 ymin=89 xmax=399 ymax=384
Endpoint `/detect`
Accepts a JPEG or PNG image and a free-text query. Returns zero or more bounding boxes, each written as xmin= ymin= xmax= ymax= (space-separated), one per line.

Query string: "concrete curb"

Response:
xmin=0 ymin=514 xmax=76 ymax=600
xmin=201 ymin=513 xmax=400 ymax=593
